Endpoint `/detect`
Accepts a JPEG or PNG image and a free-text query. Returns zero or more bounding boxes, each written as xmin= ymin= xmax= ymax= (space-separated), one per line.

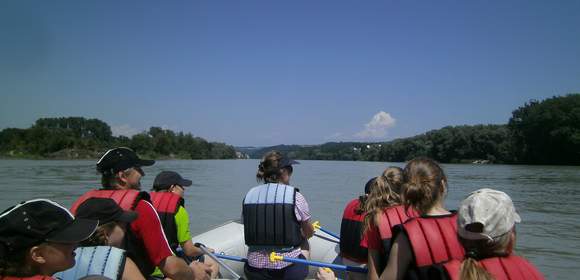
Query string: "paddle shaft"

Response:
xmin=276 ymin=256 xmax=367 ymax=273
xmin=318 ymin=227 xmax=340 ymax=240
xmin=215 ymin=253 xmax=366 ymax=273
xmin=195 ymin=244 xmax=243 ymax=280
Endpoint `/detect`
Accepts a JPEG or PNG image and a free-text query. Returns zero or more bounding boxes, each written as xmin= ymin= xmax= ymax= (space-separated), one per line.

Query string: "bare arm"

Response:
xmin=301 ymin=219 xmax=315 ymax=239
xmin=122 ymin=257 xmax=145 ymax=280
xmin=367 ymin=213 xmax=383 ymax=280
xmin=368 ymin=249 xmax=382 ymax=280
xmin=181 ymin=239 xmax=204 ymax=257
xmin=380 ymin=234 xmax=412 ymax=280
xmin=159 ymin=255 xmax=203 ymax=280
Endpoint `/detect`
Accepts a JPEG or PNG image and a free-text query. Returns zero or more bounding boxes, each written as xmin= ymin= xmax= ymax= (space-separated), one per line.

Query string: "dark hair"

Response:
xmin=0 ymin=248 xmax=37 ymax=277
xmin=402 ymin=157 xmax=447 ymax=214
xmin=80 ymin=222 xmax=117 ymax=246
xmin=256 ymin=151 xmax=288 ymax=183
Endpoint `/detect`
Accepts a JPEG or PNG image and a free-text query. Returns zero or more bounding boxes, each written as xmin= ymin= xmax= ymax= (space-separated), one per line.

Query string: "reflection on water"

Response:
xmin=0 ymin=159 xmax=578 ymax=279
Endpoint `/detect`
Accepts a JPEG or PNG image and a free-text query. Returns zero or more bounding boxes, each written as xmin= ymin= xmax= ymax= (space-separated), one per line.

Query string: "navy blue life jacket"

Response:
xmin=242 ymin=183 xmax=304 ymax=249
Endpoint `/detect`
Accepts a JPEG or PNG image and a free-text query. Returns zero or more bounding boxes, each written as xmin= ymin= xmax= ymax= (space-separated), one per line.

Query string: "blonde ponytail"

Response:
xmin=459 ymin=255 xmax=495 ymax=280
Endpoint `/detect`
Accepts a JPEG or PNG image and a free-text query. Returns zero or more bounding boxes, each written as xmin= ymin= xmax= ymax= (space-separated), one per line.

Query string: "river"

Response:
xmin=0 ymin=159 xmax=578 ymax=278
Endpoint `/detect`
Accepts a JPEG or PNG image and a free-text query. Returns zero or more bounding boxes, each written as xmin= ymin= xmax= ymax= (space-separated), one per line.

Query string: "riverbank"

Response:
xmin=0 ymin=148 xmax=196 ymax=160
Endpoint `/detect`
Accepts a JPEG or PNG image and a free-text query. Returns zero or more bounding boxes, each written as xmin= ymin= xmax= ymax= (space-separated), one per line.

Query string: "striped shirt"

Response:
xmin=247 ymin=191 xmax=311 ymax=269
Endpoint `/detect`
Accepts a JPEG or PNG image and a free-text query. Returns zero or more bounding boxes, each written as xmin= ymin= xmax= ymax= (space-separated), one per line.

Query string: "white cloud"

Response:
xmin=354 ymin=111 xmax=396 ymax=139
xmin=111 ymin=124 xmax=140 ymax=137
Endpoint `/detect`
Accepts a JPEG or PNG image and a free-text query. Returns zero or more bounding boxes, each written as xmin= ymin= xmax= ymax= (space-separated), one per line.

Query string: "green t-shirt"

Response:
xmin=175 ymin=205 xmax=192 ymax=243
xmin=151 ymin=206 xmax=192 ymax=277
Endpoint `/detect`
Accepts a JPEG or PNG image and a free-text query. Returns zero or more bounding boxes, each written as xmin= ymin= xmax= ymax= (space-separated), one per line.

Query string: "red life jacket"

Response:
xmin=0 ymin=276 xmax=55 ymax=280
xmin=70 ymin=189 xmax=145 ymax=213
xmin=339 ymin=198 xmax=367 ymax=263
xmin=400 ymin=212 xmax=465 ymax=280
xmin=70 ymin=189 xmax=155 ymax=276
xmin=443 ymin=256 xmax=545 ymax=280
xmin=376 ymin=205 xmax=419 ymax=257
xmin=150 ymin=191 xmax=185 ymax=253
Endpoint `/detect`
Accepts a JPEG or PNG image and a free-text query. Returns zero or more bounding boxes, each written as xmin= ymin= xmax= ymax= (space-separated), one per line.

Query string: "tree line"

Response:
xmin=0 ymin=117 xmax=237 ymax=160
xmin=249 ymin=94 xmax=580 ymax=165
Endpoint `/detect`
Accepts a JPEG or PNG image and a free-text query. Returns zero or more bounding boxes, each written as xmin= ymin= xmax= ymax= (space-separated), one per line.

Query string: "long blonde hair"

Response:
xmin=362 ymin=167 xmax=404 ymax=233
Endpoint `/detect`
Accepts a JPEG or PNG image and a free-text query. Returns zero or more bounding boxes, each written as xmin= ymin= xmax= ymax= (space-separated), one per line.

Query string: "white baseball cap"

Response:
xmin=457 ymin=188 xmax=521 ymax=241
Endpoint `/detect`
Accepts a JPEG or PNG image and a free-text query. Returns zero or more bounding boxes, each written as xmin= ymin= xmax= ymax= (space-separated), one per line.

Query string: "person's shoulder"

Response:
xmin=134 ymin=199 xmax=158 ymax=216
xmin=295 ymin=190 xmax=308 ymax=201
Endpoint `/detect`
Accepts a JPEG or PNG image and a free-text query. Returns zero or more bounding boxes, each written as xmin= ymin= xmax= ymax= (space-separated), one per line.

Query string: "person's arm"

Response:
xmin=175 ymin=206 xmax=219 ymax=278
xmin=301 ymin=219 xmax=315 ymax=239
xmin=368 ymin=249 xmax=382 ymax=280
xmin=379 ymin=233 xmax=412 ymax=280
xmin=132 ymin=201 xmax=197 ymax=280
xmin=174 ymin=206 xmax=205 ymax=257
xmin=367 ymin=213 xmax=384 ymax=280
xmin=316 ymin=267 xmax=337 ymax=280
xmin=295 ymin=192 xmax=314 ymax=239
xmin=159 ymin=255 xmax=210 ymax=280
xmin=122 ymin=257 xmax=146 ymax=280
xmin=181 ymin=239 xmax=203 ymax=257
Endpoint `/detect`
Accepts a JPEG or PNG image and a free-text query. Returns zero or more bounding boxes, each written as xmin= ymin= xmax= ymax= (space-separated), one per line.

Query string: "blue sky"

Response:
xmin=1 ymin=0 xmax=579 ymax=146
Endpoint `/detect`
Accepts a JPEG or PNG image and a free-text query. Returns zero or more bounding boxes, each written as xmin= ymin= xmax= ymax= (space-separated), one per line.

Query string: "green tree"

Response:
xmin=509 ymin=94 xmax=580 ymax=165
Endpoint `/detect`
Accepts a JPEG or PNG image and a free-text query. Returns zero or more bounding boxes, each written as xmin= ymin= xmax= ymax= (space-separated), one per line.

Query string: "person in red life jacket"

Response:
xmin=361 ymin=167 xmax=419 ymax=280
xmin=0 ymin=199 xmax=98 ymax=280
xmin=149 ymin=171 xmax=219 ymax=278
xmin=339 ymin=177 xmax=375 ymax=271
xmin=69 ymin=147 xmax=211 ymax=280
xmin=75 ymin=197 xmax=146 ymax=280
xmin=380 ymin=158 xmax=464 ymax=280
xmin=433 ymin=188 xmax=544 ymax=280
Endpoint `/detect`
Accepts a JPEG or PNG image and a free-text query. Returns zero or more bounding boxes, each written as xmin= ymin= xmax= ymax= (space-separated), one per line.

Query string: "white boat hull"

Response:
xmin=192 ymin=221 xmax=345 ymax=279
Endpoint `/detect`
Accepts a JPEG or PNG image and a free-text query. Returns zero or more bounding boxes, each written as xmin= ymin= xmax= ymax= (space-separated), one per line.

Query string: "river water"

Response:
xmin=0 ymin=159 xmax=578 ymax=278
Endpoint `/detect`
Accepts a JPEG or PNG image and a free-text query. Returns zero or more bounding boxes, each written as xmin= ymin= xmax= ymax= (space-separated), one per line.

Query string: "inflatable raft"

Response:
xmin=192 ymin=220 xmax=349 ymax=279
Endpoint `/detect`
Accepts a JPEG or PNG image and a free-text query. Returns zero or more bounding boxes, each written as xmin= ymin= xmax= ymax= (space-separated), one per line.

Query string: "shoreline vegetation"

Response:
xmin=1 ymin=94 xmax=579 ymax=165
xmin=0 ymin=119 xmax=238 ymax=160
xmin=244 ymin=94 xmax=580 ymax=166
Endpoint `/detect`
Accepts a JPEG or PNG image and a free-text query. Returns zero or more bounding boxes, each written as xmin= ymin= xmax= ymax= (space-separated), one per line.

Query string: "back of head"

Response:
xmin=362 ymin=175 xmax=402 ymax=233
xmin=457 ymin=188 xmax=520 ymax=280
xmin=382 ymin=166 xmax=404 ymax=195
xmin=402 ymin=157 xmax=447 ymax=214
xmin=256 ymin=151 xmax=284 ymax=183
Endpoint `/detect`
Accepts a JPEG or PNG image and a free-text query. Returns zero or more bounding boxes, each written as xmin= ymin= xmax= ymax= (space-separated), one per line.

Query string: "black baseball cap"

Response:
xmin=364 ymin=177 xmax=378 ymax=194
xmin=96 ymin=147 xmax=155 ymax=175
xmin=75 ymin=198 xmax=138 ymax=225
xmin=153 ymin=171 xmax=192 ymax=191
xmin=0 ymin=199 xmax=98 ymax=257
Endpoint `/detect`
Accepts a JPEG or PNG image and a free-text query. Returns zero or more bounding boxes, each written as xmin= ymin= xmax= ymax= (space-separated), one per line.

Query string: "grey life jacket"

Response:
xmin=54 ymin=246 xmax=126 ymax=280
xmin=242 ymin=183 xmax=304 ymax=250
